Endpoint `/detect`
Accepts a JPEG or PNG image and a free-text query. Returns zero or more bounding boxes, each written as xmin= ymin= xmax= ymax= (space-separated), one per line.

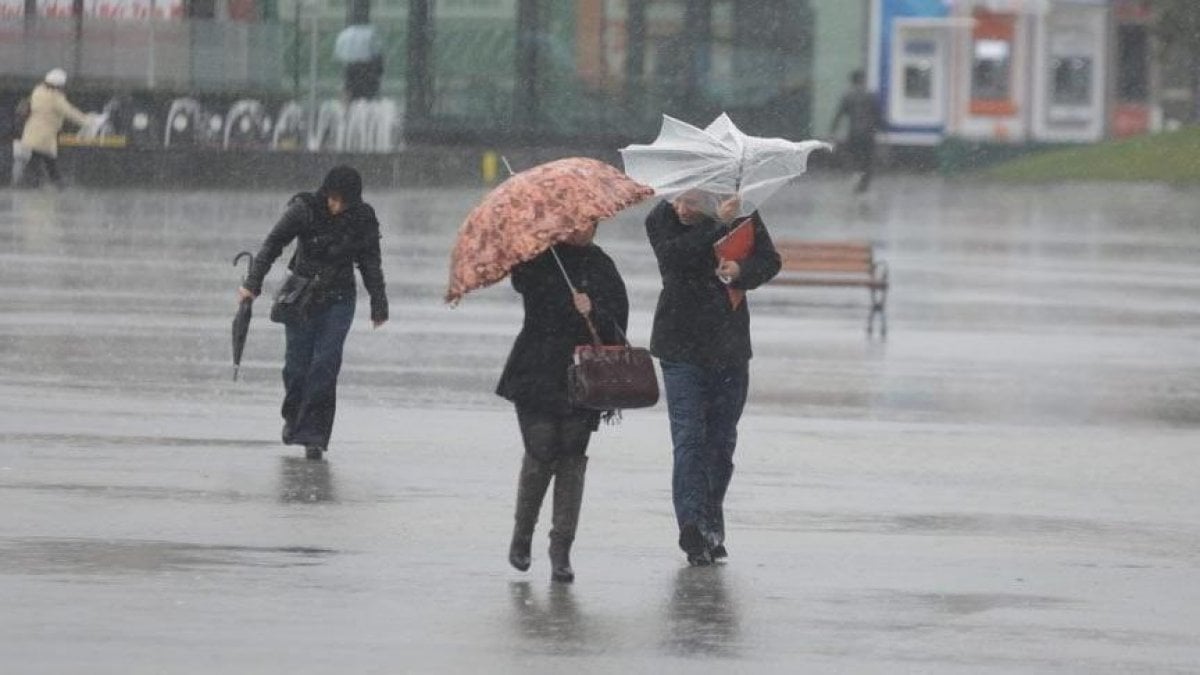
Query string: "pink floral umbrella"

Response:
xmin=445 ymin=157 xmax=654 ymax=304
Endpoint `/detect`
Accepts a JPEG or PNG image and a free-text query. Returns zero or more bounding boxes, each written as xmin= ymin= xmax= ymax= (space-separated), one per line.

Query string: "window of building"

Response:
xmin=968 ymin=10 xmax=1016 ymax=117
xmin=903 ymin=39 xmax=936 ymax=101
xmin=1051 ymin=56 xmax=1092 ymax=105
xmin=971 ymin=39 xmax=1011 ymax=101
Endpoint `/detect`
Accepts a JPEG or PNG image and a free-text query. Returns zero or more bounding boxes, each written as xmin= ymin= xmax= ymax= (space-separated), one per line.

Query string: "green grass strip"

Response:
xmin=984 ymin=126 xmax=1200 ymax=183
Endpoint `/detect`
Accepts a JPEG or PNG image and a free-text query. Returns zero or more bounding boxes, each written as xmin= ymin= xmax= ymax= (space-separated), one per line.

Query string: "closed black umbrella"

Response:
xmin=232 ymin=251 xmax=254 ymax=381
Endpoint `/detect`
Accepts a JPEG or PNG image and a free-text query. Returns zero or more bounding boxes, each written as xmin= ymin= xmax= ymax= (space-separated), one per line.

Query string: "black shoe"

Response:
xmin=304 ymin=445 xmax=324 ymax=461
xmin=711 ymin=544 xmax=728 ymax=561
xmin=282 ymin=423 xmax=293 ymax=445
xmin=679 ymin=524 xmax=711 ymax=565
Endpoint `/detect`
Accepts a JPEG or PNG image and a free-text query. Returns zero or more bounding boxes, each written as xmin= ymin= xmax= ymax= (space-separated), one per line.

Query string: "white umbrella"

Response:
xmin=619 ymin=113 xmax=831 ymax=217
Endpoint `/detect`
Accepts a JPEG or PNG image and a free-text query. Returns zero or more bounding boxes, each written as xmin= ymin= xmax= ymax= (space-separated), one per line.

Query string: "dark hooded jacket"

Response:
xmin=243 ymin=192 xmax=388 ymax=322
xmin=645 ymin=200 xmax=780 ymax=369
xmin=496 ymin=244 xmax=629 ymax=416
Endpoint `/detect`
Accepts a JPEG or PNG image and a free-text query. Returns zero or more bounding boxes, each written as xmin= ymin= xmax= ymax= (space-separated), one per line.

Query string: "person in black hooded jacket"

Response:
xmin=237 ymin=165 xmax=388 ymax=461
xmin=497 ymin=224 xmax=628 ymax=583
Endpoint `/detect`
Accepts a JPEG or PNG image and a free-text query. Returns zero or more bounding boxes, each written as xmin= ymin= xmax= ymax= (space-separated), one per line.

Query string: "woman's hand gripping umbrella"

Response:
xmin=231 ymin=251 xmax=254 ymax=381
xmin=444 ymin=157 xmax=654 ymax=305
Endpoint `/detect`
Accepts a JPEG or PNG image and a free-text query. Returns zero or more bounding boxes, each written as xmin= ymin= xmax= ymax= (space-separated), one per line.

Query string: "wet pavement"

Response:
xmin=1 ymin=177 xmax=1199 ymax=673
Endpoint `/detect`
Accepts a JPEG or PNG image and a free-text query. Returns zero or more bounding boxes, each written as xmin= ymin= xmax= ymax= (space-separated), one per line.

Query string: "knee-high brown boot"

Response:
xmin=548 ymin=454 xmax=588 ymax=582
xmin=509 ymin=453 xmax=554 ymax=571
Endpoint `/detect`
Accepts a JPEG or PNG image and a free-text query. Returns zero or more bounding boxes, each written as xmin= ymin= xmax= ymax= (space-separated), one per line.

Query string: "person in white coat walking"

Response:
xmin=19 ymin=68 xmax=91 ymax=188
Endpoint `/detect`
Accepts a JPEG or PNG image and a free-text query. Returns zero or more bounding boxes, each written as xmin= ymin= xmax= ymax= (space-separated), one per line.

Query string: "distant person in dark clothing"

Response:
xmin=497 ymin=228 xmax=628 ymax=584
xmin=334 ymin=24 xmax=384 ymax=100
xmin=237 ymin=166 xmax=389 ymax=461
xmin=831 ymin=69 xmax=882 ymax=194
xmin=345 ymin=56 xmax=384 ymax=100
xmin=645 ymin=192 xmax=781 ymax=566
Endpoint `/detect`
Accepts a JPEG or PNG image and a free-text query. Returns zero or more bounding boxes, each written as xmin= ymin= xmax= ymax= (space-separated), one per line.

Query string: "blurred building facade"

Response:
xmin=0 ymin=0 xmax=872 ymax=145
xmin=869 ymin=0 xmax=1169 ymax=146
xmin=0 ymin=0 xmax=1181 ymax=153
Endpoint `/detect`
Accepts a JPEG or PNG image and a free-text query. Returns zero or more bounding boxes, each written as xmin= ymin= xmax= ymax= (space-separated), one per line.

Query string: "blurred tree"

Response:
xmin=1151 ymin=0 xmax=1200 ymax=120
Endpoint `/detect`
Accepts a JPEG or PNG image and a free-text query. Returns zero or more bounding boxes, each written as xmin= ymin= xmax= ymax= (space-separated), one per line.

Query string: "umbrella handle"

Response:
xmin=233 ymin=250 xmax=254 ymax=283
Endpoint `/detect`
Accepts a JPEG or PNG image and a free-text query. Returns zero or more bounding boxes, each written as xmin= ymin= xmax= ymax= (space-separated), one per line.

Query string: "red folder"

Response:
xmin=713 ymin=218 xmax=754 ymax=309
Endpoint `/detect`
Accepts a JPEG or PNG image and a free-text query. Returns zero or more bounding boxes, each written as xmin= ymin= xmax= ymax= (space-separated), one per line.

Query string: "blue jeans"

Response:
xmin=282 ymin=299 xmax=355 ymax=447
xmin=660 ymin=360 xmax=749 ymax=548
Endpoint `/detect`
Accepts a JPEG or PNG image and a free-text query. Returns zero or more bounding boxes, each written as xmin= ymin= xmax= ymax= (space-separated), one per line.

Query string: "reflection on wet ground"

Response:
xmin=661 ymin=567 xmax=741 ymax=659
xmin=1 ymin=179 xmax=1199 ymax=671
xmin=278 ymin=456 xmax=337 ymax=503
xmin=509 ymin=582 xmax=594 ymax=656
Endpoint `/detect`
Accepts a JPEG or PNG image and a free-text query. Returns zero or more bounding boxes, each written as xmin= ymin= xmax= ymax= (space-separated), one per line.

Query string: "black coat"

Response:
xmin=645 ymin=200 xmax=780 ymax=369
xmin=496 ymin=244 xmax=629 ymax=414
xmin=244 ymin=193 xmax=388 ymax=322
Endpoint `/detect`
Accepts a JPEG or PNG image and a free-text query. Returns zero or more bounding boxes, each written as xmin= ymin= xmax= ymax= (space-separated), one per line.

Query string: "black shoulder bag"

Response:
xmin=269 ymin=241 xmax=333 ymax=325
xmin=269 ymin=272 xmax=316 ymax=325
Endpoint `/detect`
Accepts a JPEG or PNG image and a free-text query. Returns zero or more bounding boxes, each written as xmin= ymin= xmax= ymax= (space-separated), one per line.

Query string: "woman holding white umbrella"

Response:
xmin=622 ymin=114 xmax=827 ymax=565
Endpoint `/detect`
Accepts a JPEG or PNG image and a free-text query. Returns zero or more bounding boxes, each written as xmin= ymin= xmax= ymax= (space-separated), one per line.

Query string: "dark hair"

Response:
xmin=851 ymin=69 xmax=865 ymax=86
xmin=319 ymin=165 xmax=363 ymax=204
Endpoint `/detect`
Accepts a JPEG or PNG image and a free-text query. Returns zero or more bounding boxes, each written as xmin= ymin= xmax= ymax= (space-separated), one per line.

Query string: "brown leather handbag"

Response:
xmin=544 ymin=246 xmax=659 ymax=411
xmin=568 ymin=337 xmax=660 ymax=411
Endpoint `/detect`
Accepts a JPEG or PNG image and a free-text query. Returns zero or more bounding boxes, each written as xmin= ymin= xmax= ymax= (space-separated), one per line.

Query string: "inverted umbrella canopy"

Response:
xmin=619 ymin=113 xmax=831 ymax=217
xmin=231 ymin=251 xmax=254 ymax=381
xmin=445 ymin=157 xmax=654 ymax=304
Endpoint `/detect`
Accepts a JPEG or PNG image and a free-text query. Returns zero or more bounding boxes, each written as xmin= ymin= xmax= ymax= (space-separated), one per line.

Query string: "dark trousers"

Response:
xmin=845 ymin=135 xmax=875 ymax=193
xmin=24 ymin=151 xmax=62 ymax=188
xmin=660 ymin=360 xmax=749 ymax=548
xmin=344 ymin=58 xmax=383 ymax=100
xmin=516 ymin=406 xmax=593 ymax=463
xmin=512 ymin=406 xmax=593 ymax=549
xmin=282 ymin=299 xmax=355 ymax=447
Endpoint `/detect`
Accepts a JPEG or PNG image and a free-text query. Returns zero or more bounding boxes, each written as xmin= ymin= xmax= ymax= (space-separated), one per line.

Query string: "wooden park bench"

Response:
xmin=771 ymin=241 xmax=890 ymax=338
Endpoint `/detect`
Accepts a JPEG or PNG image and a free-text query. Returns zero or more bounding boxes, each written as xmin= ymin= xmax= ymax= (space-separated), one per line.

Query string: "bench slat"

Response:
xmin=780 ymin=260 xmax=874 ymax=274
xmin=776 ymin=240 xmax=873 ymax=250
xmin=777 ymin=243 xmax=873 ymax=255
xmin=777 ymin=252 xmax=873 ymax=263
xmin=773 ymin=277 xmax=887 ymax=289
